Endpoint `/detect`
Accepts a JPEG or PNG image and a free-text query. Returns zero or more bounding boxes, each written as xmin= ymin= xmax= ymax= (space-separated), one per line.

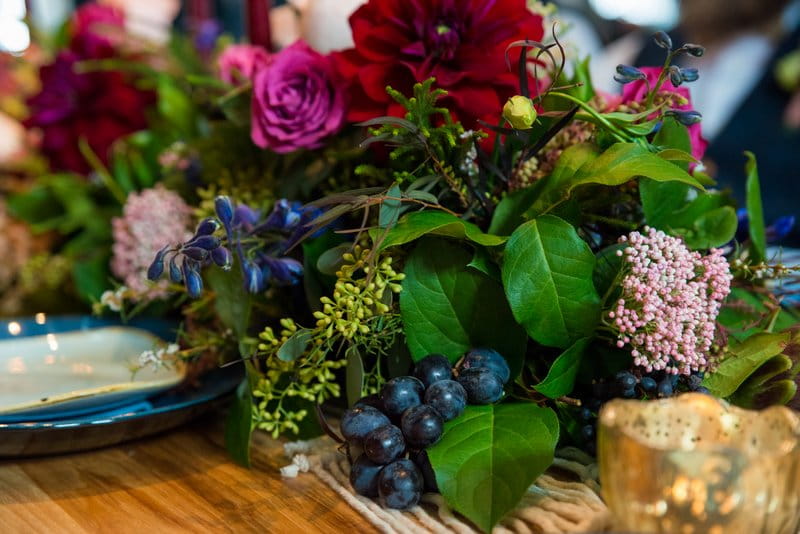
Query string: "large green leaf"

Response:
xmin=224 ymin=377 xmax=253 ymax=467
xmin=534 ymin=337 xmax=591 ymax=398
xmin=744 ymin=151 xmax=766 ymax=263
xmin=400 ymin=238 xmax=527 ymax=378
xmin=502 ymin=216 xmax=600 ymax=348
xmin=526 ymin=142 xmax=702 ymax=218
xmin=703 ymin=332 xmax=792 ymax=397
xmin=488 ymin=185 xmax=542 ymax=236
xmin=207 ymin=266 xmax=251 ymax=340
xmin=377 ymin=210 xmax=506 ymax=251
xmin=427 ymin=404 xmax=559 ymax=533
xmin=680 ymin=206 xmax=738 ymax=249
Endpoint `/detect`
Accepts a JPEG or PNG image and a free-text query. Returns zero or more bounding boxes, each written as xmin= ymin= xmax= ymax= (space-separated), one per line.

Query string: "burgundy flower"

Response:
xmin=70 ymin=3 xmax=125 ymax=58
xmin=620 ymin=66 xmax=708 ymax=161
xmin=24 ymin=51 xmax=152 ymax=175
xmin=250 ymin=40 xmax=346 ymax=153
xmin=217 ymin=44 xmax=272 ymax=85
xmin=331 ymin=0 xmax=544 ymax=128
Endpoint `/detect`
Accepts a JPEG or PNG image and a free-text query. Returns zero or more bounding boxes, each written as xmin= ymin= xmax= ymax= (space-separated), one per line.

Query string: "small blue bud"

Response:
xmin=767 ymin=215 xmax=796 ymax=242
xmin=147 ymin=246 xmax=169 ymax=281
xmin=182 ymin=261 xmax=203 ymax=298
xmin=243 ymin=262 xmax=264 ymax=294
xmin=211 ymin=246 xmax=232 ymax=270
xmin=680 ymin=67 xmax=699 ymax=82
xmin=653 ymin=31 xmax=672 ymax=50
xmin=195 ymin=217 xmax=221 ymax=236
xmin=186 ymin=235 xmax=221 ymax=251
xmin=169 ymin=256 xmax=182 ymax=283
xmin=262 ymin=256 xmax=303 ymax=286
xmin=614 ymin=64 xmax=646 ymax=84
xmin=182 ymin=246 xmax=209 ymax=262
xmin=668 ymin=65 xmax=683 ymax=86
xmin=664 ymin=109 xmax=702 ymax=126
xmin=233 ymin=205 xmax=260 ymax=227
xmin=680 ymin=44 xmax=705 ymax=57
xmin=214 ymin=196 xmax=234 ymax=226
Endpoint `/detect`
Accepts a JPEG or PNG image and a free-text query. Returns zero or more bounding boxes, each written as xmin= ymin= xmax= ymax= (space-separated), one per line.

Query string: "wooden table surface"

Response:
xmin=0 ymin=413 xmax=377 ymax=534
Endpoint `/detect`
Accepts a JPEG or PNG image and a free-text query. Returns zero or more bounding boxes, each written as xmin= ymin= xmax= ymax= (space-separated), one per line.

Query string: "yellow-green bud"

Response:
xmin=503 ymin=95 xmax=537 ymax=129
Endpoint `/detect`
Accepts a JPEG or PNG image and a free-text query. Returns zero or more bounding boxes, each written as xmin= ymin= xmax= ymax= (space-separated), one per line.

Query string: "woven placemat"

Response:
xmin=281 ymin=438 xmax=611 ymax=533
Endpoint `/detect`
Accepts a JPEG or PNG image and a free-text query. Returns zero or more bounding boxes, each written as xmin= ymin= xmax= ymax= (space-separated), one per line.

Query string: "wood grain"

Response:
xmin=0 ymin=413 xmax=377 ymax=534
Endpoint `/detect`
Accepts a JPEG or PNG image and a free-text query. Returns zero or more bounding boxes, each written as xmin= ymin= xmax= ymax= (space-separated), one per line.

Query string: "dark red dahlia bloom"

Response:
xmin=24 ymin=51 xmax=152 ymax=175
xmin=331 ymin=0 xmax=543 ymax=128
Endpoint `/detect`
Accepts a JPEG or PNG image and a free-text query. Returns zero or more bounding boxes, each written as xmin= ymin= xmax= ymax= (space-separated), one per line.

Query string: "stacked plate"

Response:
xmin=0 ymin=316 xmax=241 ymax=457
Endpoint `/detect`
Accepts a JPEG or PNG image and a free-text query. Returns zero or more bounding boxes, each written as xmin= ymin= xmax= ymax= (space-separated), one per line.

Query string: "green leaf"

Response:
xmin=72 ymin=253 xmax=111 ymax=301
xmin=277 ymin=329 xmax=313 ymax=362
xmin=502 ymin=216 xmax=600 ymax=348
xmin=345 ymin=346 xmax=365 ymax=407
xmin=467 ymin=247 xmax=501 ymax=282
xmin=703 ymin=332 xmax=792 ymax=397
xmin=377 ymin=210 xmax=506 ymax=251
xmin=157 ymin=76 xmax=196 ymax=137
xmin=534 ymin=337 xmax=591 ymax=398
xmin=224 ymin=377 xmax=253 ymax=468
xmin=680 ymin=206 xmax=738 ymax=249
xmin=316 ymin=243 xmax=351 ymax=276
xmin=744 ymin=151 xmax=766 ymax=263
xmin=640 ymin=178 xmax=690 ymax=229
xmin=303 ymin=231 xmax=345 ymax=311
xmin=400 ymin=238 xmax=527 ymax=378
xmin=379 ymin=184 xmax=403 ymax=228
xmin=729 ymin=354 xmax=795 ymax=408
xmin=207 ymin=266 xmax=252 ymax=340
xmin=593 ymin=244 xmax=625 ymax=298
xmin=526 ymin=142 xmax=702 ymax=218
xmin=427 ymin=403 xmax=559 ymax=533
xmin=488 ymin=185 xmax=541 ymax=236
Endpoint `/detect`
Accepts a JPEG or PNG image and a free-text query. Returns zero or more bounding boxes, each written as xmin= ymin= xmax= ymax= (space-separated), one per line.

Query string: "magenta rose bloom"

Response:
xmin=620 ymin=66 xmax=708 ymax=161
xmin=250 ymin=40 xmax=346 ymax=153
xmin=217 ymin=44 xmax=272 ymax=85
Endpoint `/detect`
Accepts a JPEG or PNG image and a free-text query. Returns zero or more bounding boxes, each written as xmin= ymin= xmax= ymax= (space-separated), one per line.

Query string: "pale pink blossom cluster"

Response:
xmin=608 ymin=227 xmax=732 ymax=375
xmin=111 ymin=185 xmax=192 ymax=297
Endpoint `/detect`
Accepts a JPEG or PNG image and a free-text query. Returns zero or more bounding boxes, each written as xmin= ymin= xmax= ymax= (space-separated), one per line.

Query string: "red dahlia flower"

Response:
xmin=331 ymin=0 xmax=544 ymax=128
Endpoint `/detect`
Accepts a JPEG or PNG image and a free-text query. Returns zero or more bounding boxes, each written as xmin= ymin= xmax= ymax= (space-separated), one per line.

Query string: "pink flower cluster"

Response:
xmin=608 ymin=227 xmax=732 ymax=375
xmin=111 ymin=185 xmax=192 ymax=296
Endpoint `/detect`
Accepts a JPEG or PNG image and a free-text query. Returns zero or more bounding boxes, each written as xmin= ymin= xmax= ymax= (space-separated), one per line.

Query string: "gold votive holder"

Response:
xmin=598 ymin=393 xmax=800 ymax=533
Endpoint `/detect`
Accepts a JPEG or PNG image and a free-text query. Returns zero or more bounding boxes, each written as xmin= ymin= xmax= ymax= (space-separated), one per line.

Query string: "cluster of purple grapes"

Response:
xmin=575 ymin=369 xmax=708 ymax=454
xmin=339 ymin=348 xmax=511 ymax=509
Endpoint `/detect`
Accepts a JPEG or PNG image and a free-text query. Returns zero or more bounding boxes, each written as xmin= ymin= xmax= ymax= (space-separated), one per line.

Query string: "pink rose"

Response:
xmin=250 ymin=40 xmax=346 ymax=153
xmin=71 ymin=4 xmax=125 ymax=58
xmin=620 ymin=66 xmax=708 ymax=161
xmin=217 ymin=44 xmax=271 ymax=85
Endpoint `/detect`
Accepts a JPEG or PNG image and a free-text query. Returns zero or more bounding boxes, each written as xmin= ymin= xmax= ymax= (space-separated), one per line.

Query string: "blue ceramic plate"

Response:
xmin=0 ymin=316 xmax=241 ymax=457
xmin=0 ymin=316 xmax=185 ymax=420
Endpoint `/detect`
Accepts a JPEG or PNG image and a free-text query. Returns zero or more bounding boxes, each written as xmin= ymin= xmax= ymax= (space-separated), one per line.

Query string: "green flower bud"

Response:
xmin=503 ymin=95 xmax=537 ymax=129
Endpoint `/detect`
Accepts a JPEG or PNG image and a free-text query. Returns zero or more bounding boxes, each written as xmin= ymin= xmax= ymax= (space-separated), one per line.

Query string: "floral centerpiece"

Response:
xmin=3 ymin=1 xmax=800 ymax=531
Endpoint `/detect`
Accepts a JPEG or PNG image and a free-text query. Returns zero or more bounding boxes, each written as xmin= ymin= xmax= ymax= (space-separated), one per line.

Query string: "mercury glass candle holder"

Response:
xmin=598 ymin=393 xmax=800 ymax=533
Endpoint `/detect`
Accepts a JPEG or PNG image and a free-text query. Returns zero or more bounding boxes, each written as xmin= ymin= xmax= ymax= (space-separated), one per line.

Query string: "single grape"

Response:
xmin=580 ymin=424 xmax=595 ymax=441
xmin=378 ymin=459 xmax=423 ymax=509
xmin=413 ymin=354 xmax=453 ymax=388
xmin=622 ymin=387 xmax=637 ymax=398
xmin=364 ymin=424 xmax=405 ymax=464
xmin=340 ymin=405 xmax=390 ymax=444
xmin=579 ymin=407 xmax=594 ymax=422
xmin=695 ymin=386 xmax=710 ymax=395
xmin=354 ymin=393 xmax=384 ymax=411
xmin=409 ymin=450 xmax=438 ymax=493
xmin=401 ymin=405 xmax=444 ymax=449
xmin=457 ymin=348 xmax=510 ymax=384
xmin=424 ymin=379 xmax=467 ymax=421
xmin=381 ymin=376 xmax=425 ymax=419
xmin=639 ymin=376 xmax=657 ymax=393
xmin=349 ymin=454 xmax=384 ymax=497
xmin=686 ymin=374 xmax=703 ymax=391
xmin=657 ymin=379 xmax=674 ymax=397
xmin=615 ymin=371 xmax=637 ymax=390
xmin=457 ymin=368 xmax=504 ymax=404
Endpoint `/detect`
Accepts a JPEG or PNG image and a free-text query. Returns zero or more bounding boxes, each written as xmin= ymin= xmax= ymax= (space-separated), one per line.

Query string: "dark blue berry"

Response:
xmin=354 ymin=394 xmax=383 ymax=411
xmin=424 ymin=379 xmax=466 ymax=421
xmin=640 ymin=377 xmax=657 ymax=393
xmin=686 ymin=374 xmax=703 ymax=391
xmin=364 ymin=424 xmax=405 ymax=464
xmin=378 ymin=459 xmax=423 ymax=509
xmin=615 ymin=371 xmax=637 ymax=390
xmin=381 ymin=376 xmax=424 ymax=419
xmin=657 ymin=379 xmax=674 ymax=397
xmin=409 ymin=450 xmax=438 ymax=493
xmin=340 ymin=405 xmax=390 ymax=444
xmin=579 ymin=407 xmax=593 ymax=422
xmin=458 ymin=348 xmax=510 ymax=384
xmin=695 ymin=386 xmax=710 ymax=395
xmin=400 ymin=405 xmax=444 ymax=449
xmin=457 ymin=368 xmax=504 ymax=404
xmin=349 ymin=454 xmax=384 ymax=497
xmin=413 ymin=354 xmax=452 ymax=388
xmin=622 ymin=387 xmax=637 ymax=398
xmin=580 ymin=424 xmax=595 ymax=441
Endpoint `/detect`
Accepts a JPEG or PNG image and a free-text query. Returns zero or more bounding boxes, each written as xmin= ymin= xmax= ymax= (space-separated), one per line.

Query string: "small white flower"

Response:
xmin=100 ymin=290 xmax=123 ymax=312
xmin=165 ymin=343 xmax=180 ymax=354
